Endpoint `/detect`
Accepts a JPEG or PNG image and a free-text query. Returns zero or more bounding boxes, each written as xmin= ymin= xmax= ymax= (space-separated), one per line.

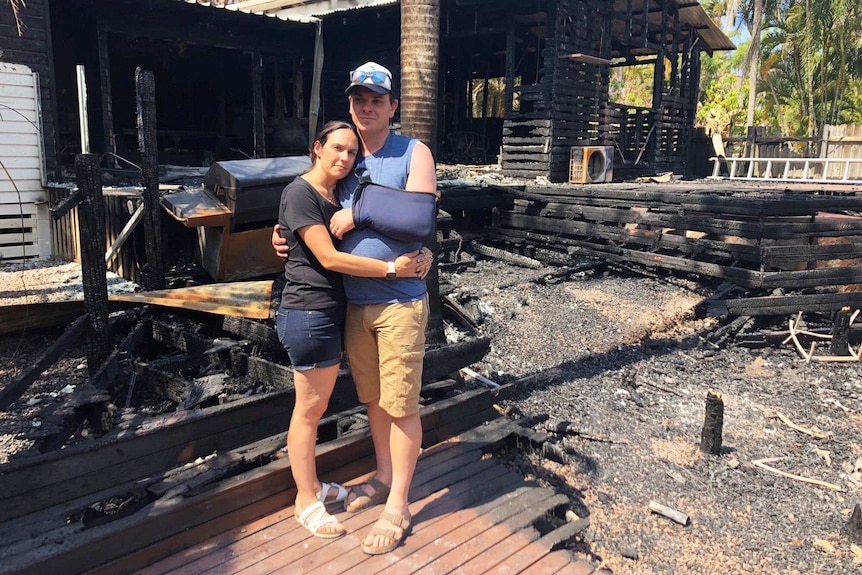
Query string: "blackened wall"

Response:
xmin=1 ymin=0 xmax=59 ymax=179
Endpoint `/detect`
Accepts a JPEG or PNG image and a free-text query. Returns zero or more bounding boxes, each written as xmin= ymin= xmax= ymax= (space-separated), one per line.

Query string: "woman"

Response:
xmin=276 ymin=120 xmax=428 ymax=539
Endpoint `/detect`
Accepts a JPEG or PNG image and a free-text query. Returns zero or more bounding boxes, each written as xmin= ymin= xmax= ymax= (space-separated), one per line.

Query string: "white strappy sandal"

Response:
xmin=295 ymin=501 xmax=345 ymax=539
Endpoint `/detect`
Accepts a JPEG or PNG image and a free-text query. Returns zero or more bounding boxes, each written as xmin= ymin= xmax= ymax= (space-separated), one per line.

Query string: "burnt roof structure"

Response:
xmin=1 ymin=1 xmax=732 ymax=180
xmin=194 ymin=0 xmax=735 ymax=181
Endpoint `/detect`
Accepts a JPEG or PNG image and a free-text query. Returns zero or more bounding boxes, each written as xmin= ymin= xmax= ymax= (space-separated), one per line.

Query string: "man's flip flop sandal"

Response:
xmin=360 ymin=511 xmax=412 ymax=555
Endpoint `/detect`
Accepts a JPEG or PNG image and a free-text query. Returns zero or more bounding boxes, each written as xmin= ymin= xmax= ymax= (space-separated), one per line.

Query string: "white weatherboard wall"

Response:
xmin=0 ymin=62 xmax=50 ymax=262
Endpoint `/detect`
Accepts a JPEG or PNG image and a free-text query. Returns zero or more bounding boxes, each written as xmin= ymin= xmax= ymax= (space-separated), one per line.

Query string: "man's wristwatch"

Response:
xmin=386 ymin=261 xmax=396 ymax=280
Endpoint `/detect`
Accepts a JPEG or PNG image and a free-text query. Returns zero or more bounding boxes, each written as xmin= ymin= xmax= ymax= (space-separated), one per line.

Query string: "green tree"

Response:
xmin=700 ymin=0 xmax=862 ymax=138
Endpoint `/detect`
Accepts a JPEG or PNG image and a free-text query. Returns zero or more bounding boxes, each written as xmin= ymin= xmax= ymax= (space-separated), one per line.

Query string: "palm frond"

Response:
xmin=10 ymin=0 xmax=26 ymax=37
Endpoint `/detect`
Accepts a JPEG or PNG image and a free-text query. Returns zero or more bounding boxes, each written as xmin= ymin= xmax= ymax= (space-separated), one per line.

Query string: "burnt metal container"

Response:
xmin=203 ymin=156 xmax=311 ymax=228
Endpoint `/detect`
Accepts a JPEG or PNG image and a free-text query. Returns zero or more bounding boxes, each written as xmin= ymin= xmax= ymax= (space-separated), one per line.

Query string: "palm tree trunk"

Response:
xmin=745 ymin=0 xmax=763 ymax=127
xmin=400 ymin=0 xmax=440 ymax=154
xmin=805 ymin=0 xmax=816 ymax=139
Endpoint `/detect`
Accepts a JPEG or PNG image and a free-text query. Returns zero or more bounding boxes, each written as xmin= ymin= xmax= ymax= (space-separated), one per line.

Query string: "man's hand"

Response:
xmin=272 ymin=224 xmax=289 ymax=260
xmin=393 ymin=246 xmax=433 ymax=279
xmin=329 ymin=208 xmax=356 ymax=240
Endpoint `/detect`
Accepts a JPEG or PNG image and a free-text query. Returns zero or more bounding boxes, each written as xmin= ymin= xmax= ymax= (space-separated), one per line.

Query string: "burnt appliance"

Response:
xmin=162 ymin=156 xmax=310 ymax=281
xmin=568 ymin=146 xmax=613 ymax=184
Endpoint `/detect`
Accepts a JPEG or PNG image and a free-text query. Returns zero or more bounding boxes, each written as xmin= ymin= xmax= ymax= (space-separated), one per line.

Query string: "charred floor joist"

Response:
xmin=466 ymin=180 xmax=862 ymax=313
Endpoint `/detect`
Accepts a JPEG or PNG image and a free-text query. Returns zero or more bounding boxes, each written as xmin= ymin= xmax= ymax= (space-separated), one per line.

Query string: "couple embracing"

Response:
xmin=272 ymin=61 xmax=437 ymax=555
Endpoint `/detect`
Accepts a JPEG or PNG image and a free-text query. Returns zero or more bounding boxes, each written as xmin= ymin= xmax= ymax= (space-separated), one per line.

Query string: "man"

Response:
xmin=272 ymin=61 xmax=436 ymax=555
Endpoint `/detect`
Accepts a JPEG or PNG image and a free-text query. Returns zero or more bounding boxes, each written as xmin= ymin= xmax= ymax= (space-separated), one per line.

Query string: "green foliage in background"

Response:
xmin=698 ymin=0 xmax=862 ymax=137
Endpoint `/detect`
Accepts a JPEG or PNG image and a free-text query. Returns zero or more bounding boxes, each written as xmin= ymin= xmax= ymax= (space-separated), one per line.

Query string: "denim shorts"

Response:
xmin=276 ymin=308 xmax=344 ymax=371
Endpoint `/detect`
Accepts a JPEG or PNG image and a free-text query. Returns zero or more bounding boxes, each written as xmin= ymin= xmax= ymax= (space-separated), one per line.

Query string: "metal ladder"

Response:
xmin=709 ymin=156 xmax=862 ymax=183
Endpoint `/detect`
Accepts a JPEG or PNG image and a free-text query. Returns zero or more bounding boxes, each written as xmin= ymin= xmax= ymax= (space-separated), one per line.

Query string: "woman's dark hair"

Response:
xmin=308 ymin=121 xmax=359 ymax=165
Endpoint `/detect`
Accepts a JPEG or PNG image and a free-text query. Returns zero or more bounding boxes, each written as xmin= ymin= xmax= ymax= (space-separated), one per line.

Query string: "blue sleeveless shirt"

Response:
xmin=336 ymin=132 xmax=428 ymax=304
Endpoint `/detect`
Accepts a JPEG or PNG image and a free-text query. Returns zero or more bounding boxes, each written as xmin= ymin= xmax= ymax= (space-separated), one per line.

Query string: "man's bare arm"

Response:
xmin=406 ymin=141 xmax=437 ymax=193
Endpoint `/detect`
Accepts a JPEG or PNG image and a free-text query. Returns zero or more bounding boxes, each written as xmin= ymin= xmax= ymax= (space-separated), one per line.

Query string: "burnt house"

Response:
xmin=193 ymin=0 xmax=735 ymax=181
xmin=2 ymin=0 xmax=731 ymax=180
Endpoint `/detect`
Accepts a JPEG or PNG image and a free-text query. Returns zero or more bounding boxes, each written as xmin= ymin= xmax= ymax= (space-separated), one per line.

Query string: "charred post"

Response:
xmin=74 ymin=153 xmax=111 ymax=373
xmin=135 ymin=67 xmax=165 ymax=290
xmin=700 ymin=390 xmax=724 ymax=455
xmin=846 ymin=503 xmax=862 ymax=544
xmin=830 ymin=306 xmax=852 ymax=356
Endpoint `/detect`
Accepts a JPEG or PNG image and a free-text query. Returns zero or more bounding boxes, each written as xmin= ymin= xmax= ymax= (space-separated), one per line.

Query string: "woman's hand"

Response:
xmin=394 ymin=247 xmax=434 ymax=279
xmin=329 ymin=208 xmax=356 ymax=240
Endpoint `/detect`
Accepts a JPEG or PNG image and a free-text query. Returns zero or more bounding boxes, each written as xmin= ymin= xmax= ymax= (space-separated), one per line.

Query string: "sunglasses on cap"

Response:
xmin=350 ymin=70 xmax=390 ymax=85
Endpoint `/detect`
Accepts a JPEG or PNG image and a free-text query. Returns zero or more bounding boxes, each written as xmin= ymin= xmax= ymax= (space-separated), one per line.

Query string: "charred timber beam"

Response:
xmin=710 ymin=292 xmax=862 ymax=317
xmin=470 ymin=242 xmax=544 ymax=269
xmin=49 ymin=189 xmax=81 ymax=220
xmin=135 ymin=363 xmax=190 ymax=405
xmin=150 ymin=318 xmax=240 ymax=356
xmin=484 ymin=232 xmax=585 ymax=267
xmin=220 ymin=316 xmax=281 ymax=351
xmin=512 ymin=197 xmax=862 ymax=240
xmin=146 ymin=433 xmax=285 ymax=500
xmin=759 ymin=267 xmax=862 ymax=290
xmin=439 ymin=186 xmax=516 ymax=211
xmin=763 ymin=243 xmax=862 ymax=268
xmin=520 ymin=185 xmax=862 ymax=216
xmin=242 ymin=355 xmax=295 ymax=391
xmin=75 ymin=154 xmax=111 ymax=374
xmin=492 ymin=264 xmax=601 ymax=291
xmin=703 ymin=316 xmax=755 ymax=349
xmin=135 ymin=68 xmax=165 ymax=290
xmin=0 ymin=391 xmax=297 ymax=523
xmin=423 ymin=336 xmax=491 ymax=383
xmin=500 ymin=212 xmax=763 ymax=286
xmin=500 ymin=209 xmax=763 ymax=263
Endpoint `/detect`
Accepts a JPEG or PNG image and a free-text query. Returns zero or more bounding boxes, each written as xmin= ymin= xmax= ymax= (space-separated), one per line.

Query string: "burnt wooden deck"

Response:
xmin=92 ymin=417 xmax=606 ymax=575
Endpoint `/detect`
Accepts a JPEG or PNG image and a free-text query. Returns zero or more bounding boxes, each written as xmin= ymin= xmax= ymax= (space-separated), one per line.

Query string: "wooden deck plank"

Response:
xmin=296 ymin=456 xmax=520 ymax=575
xmin=71 ymin=395 xmax=503 ymax=575
xmin=347 ymin=486 xmax=537 ymax=575
xmin=280 ymin=458 xmax=505 ymax=573
xmin=272 ymin=464 xmax=522 ymax=574
xmin=127 ymin=417 xmax=594 ymax=575
xmin=135 ymin=505 xmax=298 ymax=575
xmin=412 ymin=493 xmax=572 ymax=574
xmin=522 ymin=551 xmax=579 ymax=574
xmin=142 ymin=429 xmax=506 ymax=575
xmin=481 ymin=532 xmax=556 ymax=575
xmin=140 ymin=443 xmax=474 ymax=574
xmin=554 ymin=556 xmax=607 ymax=574
xmin=404 ymin=489 xmax=566 ymax=574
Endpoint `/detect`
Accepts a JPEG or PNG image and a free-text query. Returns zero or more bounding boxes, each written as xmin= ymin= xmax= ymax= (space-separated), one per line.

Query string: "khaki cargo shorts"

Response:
xmin=344 ymin=296 xmax=428 ymax=418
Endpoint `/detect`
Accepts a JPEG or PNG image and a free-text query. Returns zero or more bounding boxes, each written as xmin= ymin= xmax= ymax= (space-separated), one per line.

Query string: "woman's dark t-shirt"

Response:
xmin=277 ymin=177 xmax=346 ymax=311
